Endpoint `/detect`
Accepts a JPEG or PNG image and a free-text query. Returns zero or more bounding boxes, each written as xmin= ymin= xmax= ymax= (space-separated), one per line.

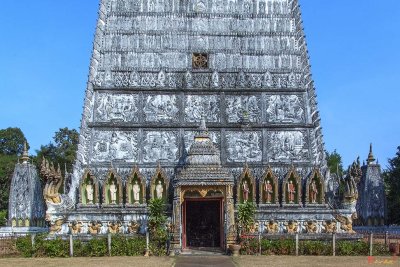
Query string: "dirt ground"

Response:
xmin=0 ymin=256 xmax=399 ymax=267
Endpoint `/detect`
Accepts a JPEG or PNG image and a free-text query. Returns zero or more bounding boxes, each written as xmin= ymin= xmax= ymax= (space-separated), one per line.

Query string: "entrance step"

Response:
xmin=175 ymin=256 xmax=235 ymax=267
xmin=180 ymin=247 xmax=225 ymax=256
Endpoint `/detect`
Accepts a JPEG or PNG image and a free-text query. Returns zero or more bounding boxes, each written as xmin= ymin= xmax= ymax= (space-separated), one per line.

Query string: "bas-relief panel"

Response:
xmin=144 ymin=95 xmax=179 ymax=122
xmin=226 ymin=132 xmax=262 ymax=162
xmin=266 ymin=95 xmax=305 ymax=123
xmin=267 ymin=131 xmax=309 ymax=162
xmin=142 ymin=131 xmax=179 ymax=163
xmin=91 ymin=131 xmax=138 ymax=162
xmin=184 ymin=95 xmax=220 ymax=122
xmin=184 ymin=131 xmax=220 ymax=152
xmin=225 ymin=95 xmax=260 ymax=123
xmin=95 ymin=93 xmax=138 ymax=123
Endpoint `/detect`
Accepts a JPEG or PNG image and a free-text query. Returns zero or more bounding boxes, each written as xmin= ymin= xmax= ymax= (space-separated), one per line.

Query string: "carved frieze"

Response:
xmin=226 ymin=131 xmax=262 ymax=162
xmin=184 ymin=95 xmax=220 ymax=122
xmin=144 ymin=95 xmax=179 ymax=122
xmin=91 ymin=130 xmax=138 ymax=162
xmin=142 ymin=131 xmax=179 ymax=163
xmin=225 ymin=95 xmax=260 ymax=123
xmin=95 ymin=93 xmax=138 ymax=123
xmin=267 ymin=131 xmax=309 ymax=162
xmin=265 ymin=95 xmax=305 ymax=123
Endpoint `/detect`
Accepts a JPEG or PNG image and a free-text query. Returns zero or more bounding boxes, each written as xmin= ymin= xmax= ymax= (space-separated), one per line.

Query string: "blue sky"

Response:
xmin=0 ymin=0 xmax=399 ymax=167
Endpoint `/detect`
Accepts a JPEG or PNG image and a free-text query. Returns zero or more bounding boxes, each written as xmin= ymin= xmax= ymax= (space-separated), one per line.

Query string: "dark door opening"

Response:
xmin=185 ymin=199 xmax=222 ymax=248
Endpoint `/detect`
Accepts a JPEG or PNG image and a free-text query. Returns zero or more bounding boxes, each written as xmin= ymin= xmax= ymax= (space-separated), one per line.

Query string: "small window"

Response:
xmin=192 ymin=53 xmax=208 ymax=69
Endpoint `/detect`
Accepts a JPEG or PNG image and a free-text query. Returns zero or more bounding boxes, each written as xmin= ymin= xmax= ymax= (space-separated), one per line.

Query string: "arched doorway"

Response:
xmin=183 ymin=197 xmax=224 ymax=249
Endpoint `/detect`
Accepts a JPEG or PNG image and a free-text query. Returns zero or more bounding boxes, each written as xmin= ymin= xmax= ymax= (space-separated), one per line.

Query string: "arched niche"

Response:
xmin=237 ymin=164 xmax=256 ymax=203
xmin=103 ymin=170 xmax=123 ymax=205
xmin=259 ymin=167 xmax=279 ymax=205
xmin=126 ymin=166 xmax=146 ymax=205
xmin=150 ymin=165 xmax=169 ymax=201
xmin=305 ymin=169 xmax=325 ymax=205
xmin=79 ymin=170 xmax=99 ymax=205
xmin=283 ymin=167 xmax=302 ymax=205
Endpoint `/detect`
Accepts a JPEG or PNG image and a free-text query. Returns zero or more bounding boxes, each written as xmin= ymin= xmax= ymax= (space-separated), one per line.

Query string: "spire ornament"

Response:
xmin=21 ymin=142 xmax=30 ymax=164
xmin=367 ymin=143 xmax=375 ymax=165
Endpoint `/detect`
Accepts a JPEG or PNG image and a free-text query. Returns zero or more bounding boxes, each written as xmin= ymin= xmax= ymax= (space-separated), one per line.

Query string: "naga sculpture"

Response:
xmin=335 ymin=175 xmax=359 ymax=234
xmin=41 ymin=158 xmax=63 ymax=204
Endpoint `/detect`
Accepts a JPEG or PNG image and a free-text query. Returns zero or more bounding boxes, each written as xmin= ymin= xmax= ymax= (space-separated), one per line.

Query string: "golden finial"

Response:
xmin=21 ymin=142 xmax=30 ymax=164
xmin=367 ymin=143 xmax=375 ymax=165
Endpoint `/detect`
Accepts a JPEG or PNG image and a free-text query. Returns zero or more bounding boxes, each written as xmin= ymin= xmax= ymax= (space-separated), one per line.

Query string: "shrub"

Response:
xmin=16 ymin=235 xmax=34 ymax=257
xmin=259 ymin=238 xmax=296 ymax=255
xmin=83 ymin=237 xmax=108 ymax=257
xmin=299 ymin=240 xmax=332 ymax=256
xmin=111 ymin=235 xmax=127 ymax=256
xmin=0 ymin=210 xmax=7 ymax=226
xmin=337 ymin=241 xmax=368 ymax=256
xmin=126 ymin=236 xmax=146 ymax=256
xmin=240 ymin=237 xmax=259 ymax=255
xmin=373 ymin=243 xmax=391 ymax=256
xmin=34 ymin=236 xmax=69 ymax=257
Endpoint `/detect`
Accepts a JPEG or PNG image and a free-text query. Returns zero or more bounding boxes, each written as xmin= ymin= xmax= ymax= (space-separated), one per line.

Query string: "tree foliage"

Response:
xmin=0 ymin=127 xmax=28 ymax=211
xmin=326 ymin=149 xmax=344 ymax=176
xmin=384 ymin=146 xmax=400 ymax=225
xmin=36 ymin=127 xmax=79 ymax=174
xmin=237 ymin=201 xmax=256 ymax=234
xmin=0 ymin=127 xmax=28 ymax=156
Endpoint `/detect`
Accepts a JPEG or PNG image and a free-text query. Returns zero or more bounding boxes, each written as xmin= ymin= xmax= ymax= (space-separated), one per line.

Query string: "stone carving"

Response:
xmin=284 ymin=221 xmax=298 ymax=234
xmin=40 ymin=158 xmax=63 ymax=204
xmin=49 ymin=218 xmax=64 ymax=234
xmin=80 ymin=170 xmax=99 ymax=205
xmin=310 ymin=180 xmax=318 ymax=203
xmin=126 ymin=166 xmax=146 ymax=205
xmin=264 ymin=180 xmax=273 ymax=203
xmin=132 ymin=181 xmax=140 ymax=204
xmin=304 ymin=221 xmax=317 ymax=233
xmin=109 ymin=180 xmax=117 ymax=204
xmin=335 ymin=213 xmax=357 ymax=234
xmin=225 ymin=95 xmax=260 ymax=123
xmin=88 ymin=221 xmax=102 ymax=235
xmin=288 ymin=181 xmax=296 ymax=203
xmin=108 ymin=221 xmax=122 ymax=234
xmin=283 ymin=168 xmax=301 ymax=205
xmin=127 ymin=221 xmax=141 ymax=234
xmin=249 ymin=222 xmax=259 ymax=234
xmin=95 ymin=93 xmax=138 ymax=122
xmin=264 ymin=220 xmax=279 ymax=234
xmin=143 ymin=131 xmax=178 ymax=163
xmin=185 ymin=95 xmax=220 ymax=122
xmin=268 ymin=131 xmax=308 ymax=161
xmin=323 ymin=220 xmax=337 ymax=233
xmin=184 ymin=131 xmax=220 ymax=152
xmin=266 ymin=95 xmax=304 ymax=123
xmin=260 ymin=167 xmax=279 ymax=205
xmin=156 ymin=180 xmax=164 ymax=199
xmin=92 ymin=131 xmax=138 ymax=162
xmin=226 ymin=132 xmax=262 ymax=162
xmin=144 ymin=95 xmax=178 ymax=122
xmin=68 ymin=221 xmax=83 ymax=234
xmin=86 ymin=181 xmax=94 ymax=204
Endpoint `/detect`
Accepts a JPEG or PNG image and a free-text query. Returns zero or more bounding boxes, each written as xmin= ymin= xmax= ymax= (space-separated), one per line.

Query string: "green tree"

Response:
xmin=0 ymin=127 xmax=28 ymax=211
xmin=36 ymin=128 xmax=78 ymax=174
xmin=384 ymin=146 xmax=400 ymax=225
xmin=326 ymin=149 xmax=344 ymax=176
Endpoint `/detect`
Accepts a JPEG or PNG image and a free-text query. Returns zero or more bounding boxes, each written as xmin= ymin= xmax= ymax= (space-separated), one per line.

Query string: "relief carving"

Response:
xmin=225 ymin=95 xmax=260 ymax=123
xmin=144 ymin=95 xmax=179 ymax=122
xmin=143 ymin=131 xmax=178 ymax=163
xmin=92 ymin=131 xmax=138 ymax=162
xmin=95 ymin=93 xmax=138 ymax=122
xmin=268 ymin=131 xmax=308 ymax=161
xmin=226 ymin=132 xmax=262 ymax=162
xmin=266 ymin=95 xmax=304 ymax=123
xmin=185 ymin=95 xmax=220 ymax=122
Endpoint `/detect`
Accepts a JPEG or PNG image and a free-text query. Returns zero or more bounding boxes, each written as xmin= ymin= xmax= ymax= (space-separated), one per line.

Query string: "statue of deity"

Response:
xmin=156 ymin=180 xmax=163 ymax=199
xmin=132 ymin=180 xmax=140 ymax=204
xmin=86 ymin=180 xmax=94 ymax=204
xmin=264 ymin=180 xmax=273 ymax=203
xmin=242 ymin=180 xmax=249 ymax=202
xmin=310 ymin=180 xmax=318 ymax=203
xmin=110 ymin=180 xmax=117 ymax=204
xmin=288 ymin=180 xmax=296 ymax=203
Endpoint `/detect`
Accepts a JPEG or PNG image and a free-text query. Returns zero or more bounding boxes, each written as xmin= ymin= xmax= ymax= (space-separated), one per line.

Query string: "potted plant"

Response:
xmin=229 ymin=201 xmax=256 ymax=256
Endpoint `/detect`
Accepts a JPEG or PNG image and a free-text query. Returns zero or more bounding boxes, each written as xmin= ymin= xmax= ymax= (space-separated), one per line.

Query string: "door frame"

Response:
xmin=182 ymin=197 xmax=224 ymax=249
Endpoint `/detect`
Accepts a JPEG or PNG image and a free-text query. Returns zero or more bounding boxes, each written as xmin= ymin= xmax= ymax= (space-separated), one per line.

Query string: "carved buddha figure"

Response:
xmin=242 ymin=180 xmax=249 ymax=202
xmin=156 ymin=180 xmax=163 ymax=199
xmin=132 ymin=180 xmax=140 ymax=204
xmin=310 ymin=180 xmax=318 ymax=203
xmin=86 ymin=180 xmax=94 ymax=204
xmin=288 ymin=180 xmax=296 ymax=203
xmin=109 ymin=180 xmax=117 ymax=204
xmin=264 ymin=180 xmax=273 ymax=203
